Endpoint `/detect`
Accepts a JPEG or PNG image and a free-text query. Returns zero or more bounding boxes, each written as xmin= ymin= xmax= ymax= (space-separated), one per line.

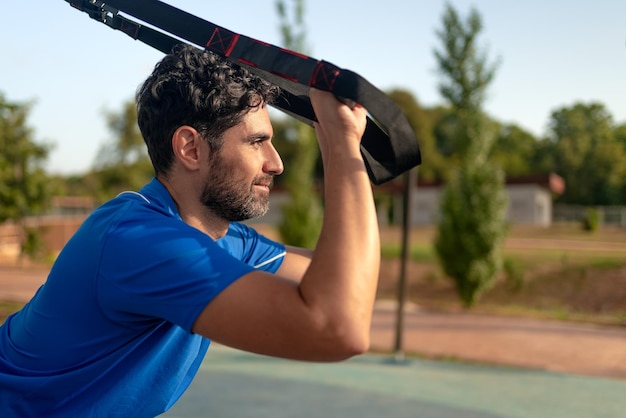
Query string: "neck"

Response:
xmin=157 ymin=175 xmax=230 ymax=241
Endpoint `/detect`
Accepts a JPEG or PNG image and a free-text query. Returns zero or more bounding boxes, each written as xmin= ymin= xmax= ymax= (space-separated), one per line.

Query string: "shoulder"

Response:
xmin=218 ymin=222 xmax=286 ymax=272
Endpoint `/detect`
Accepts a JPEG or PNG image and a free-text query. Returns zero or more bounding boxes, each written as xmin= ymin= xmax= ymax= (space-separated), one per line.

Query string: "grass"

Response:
xmin=380 ymin=242 xmax=434 ymax=262
xmin=381 ymin=225 xmax=626 ymax=263
xmin=376 ymin=224 xmax=626 ymax=326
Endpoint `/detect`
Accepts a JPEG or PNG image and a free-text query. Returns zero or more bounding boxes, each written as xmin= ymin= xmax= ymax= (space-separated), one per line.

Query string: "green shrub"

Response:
xmin=22 ymin=226 xmax=46 ymax=260
xmin=582 ymin=208 xmax=601 ymax=232
xmin=503 ymin=257 xmax=525 ymax=292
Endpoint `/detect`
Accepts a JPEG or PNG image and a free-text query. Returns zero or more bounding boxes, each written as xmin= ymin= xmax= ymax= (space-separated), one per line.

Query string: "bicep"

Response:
xmin=191 ymin=269 xmax=355 ymax=362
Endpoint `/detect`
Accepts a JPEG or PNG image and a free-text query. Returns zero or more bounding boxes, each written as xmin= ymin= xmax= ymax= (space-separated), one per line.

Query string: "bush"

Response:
xmin=21 ymin=226 xmax=46 ymax=260
xmin=503 ymin=257 xmax=525 ymax=292
xmin=582 ymin=208 xmax=601 ymax=232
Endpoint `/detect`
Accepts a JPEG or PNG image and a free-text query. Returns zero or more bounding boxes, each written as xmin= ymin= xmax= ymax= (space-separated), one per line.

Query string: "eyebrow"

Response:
xmin=244 ymin=132 xmax=273 ymax=142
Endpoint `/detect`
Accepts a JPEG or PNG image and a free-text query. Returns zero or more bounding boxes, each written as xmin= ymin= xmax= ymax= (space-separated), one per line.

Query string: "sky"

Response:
xmin=1 ymin=1 xmax=625 ymax=175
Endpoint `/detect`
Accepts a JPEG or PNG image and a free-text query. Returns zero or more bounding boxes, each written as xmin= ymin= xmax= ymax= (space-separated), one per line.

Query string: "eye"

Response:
xmin=246 ymin=134 xmax=272 ymax=148
xmin=251 ymin=137 xmax=268 ymax=148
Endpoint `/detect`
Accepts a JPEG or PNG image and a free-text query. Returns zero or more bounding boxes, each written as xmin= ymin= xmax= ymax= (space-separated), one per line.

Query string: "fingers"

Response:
xmin=309 ymin=88 xmax=367 ymax=141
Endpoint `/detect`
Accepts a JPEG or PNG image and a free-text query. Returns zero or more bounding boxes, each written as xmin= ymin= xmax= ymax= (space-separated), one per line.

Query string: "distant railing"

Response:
xmin=553 ymin=204 xmax=626 ymax=227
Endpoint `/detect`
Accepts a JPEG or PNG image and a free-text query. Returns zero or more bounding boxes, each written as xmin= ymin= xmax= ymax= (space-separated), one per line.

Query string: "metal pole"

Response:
xmin=393 ymin=167 xmax=417 ymax=361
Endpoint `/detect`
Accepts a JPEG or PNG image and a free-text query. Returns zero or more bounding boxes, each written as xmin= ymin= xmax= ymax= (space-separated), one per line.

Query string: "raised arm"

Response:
xmin=192 ymin=89 xmax=380 ymax=361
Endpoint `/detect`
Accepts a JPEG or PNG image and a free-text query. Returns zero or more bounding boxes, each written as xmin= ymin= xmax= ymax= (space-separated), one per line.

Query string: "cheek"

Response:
xmin=241 ymin=153 xmax=265 ymax=175
xmin=215 ymin=147 xmax=263 ymax=181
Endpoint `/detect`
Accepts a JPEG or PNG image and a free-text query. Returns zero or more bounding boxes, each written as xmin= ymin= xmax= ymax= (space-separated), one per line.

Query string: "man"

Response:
xmin=0 ymin=44 xmax=380 ymax=416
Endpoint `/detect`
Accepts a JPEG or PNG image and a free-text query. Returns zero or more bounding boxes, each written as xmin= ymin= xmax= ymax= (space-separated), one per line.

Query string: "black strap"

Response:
xmin=66 ymin=0 xmax=421 ymax=184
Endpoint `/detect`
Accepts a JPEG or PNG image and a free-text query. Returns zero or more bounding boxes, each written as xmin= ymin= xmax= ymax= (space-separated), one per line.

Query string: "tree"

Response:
xmin=614 ymin=122 xmax=626 ymax=150
xmin=90 ymin=100 xmax=153 ymax=201
xmin=614 ymin=122 xmax=626 ymax=203
xmin=0 ymin=93 xmax=52 ymax=222
xmin=431 ymin=107 xmax=462 ymax=163
xmin=545 ymin=102 xmax=626 ymax=205
xmin=490 ymin=123 xmax=538 ymax=177
xmin=0 ymin=93 xmax=53 ymax=259
xmin=432 ymin=4 xmax=508 ymax=307
xmin=275 ymin=0 xmax=323 ymax=248
xmin=436 ymin=165 xmax=507 ymax=306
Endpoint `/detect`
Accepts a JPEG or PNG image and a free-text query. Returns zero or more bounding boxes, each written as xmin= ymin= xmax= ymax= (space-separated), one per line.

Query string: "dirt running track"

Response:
xmin=1 ymin=265 xmax=625 ymax=380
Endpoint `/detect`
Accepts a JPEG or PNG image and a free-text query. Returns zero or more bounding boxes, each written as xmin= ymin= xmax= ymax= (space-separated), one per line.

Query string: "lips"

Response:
xmin=254 ymin=176 xmax=274 ymax=190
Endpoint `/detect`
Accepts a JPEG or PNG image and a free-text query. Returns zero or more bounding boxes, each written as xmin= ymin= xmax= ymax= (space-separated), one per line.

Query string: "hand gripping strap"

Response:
xmin=67 ymin=0 xmax=421 ymax=184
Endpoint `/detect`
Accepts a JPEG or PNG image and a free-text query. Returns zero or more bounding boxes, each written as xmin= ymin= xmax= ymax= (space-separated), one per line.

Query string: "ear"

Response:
xmin=171 ymin=126 xmax=205 ymax=171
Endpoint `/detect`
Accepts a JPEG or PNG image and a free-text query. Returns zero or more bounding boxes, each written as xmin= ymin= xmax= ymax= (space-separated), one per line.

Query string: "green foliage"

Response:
xmin=502 ymin=256 xmax=525 ymax=292
xmin=275 ymin=0 xmax=323 ymax=247
xmin=380 ymin=242 xmax=434 ymax=262
xmin=546 ymin=102 xmax=626 ymax=205
xmin=45 ymin=100 xmax=152 ymax=202
xmin=433 ymin=4 xmax=508 ymax=308
xmin=0 ymin=93 xmax=53 ymax=222
xmin=582 ymin=207 xmax=601 ymax=232
xmin=277 ymin=122 xmax=322 ymax=248
xmin=97 ymin=100 xmax=148 ymax=168
xmin=434 ymin=4 xmax=499 ymax=113
xmin=431 ymin=108 xmax=463 ymax=163
xmin=277 ymin=0 xmax=306 ymax=51
xmin=90 ymin=100 xmax=153 ymax=201
xmin=490 ymin=124 xmax=538 ymax=177
xmin=278 ymin=187 xmax=322 ymax=249
xmin=435 ymin=164 xmax=508 ymax=307
xmin=21 ymin=226 xmax=46 ymax=260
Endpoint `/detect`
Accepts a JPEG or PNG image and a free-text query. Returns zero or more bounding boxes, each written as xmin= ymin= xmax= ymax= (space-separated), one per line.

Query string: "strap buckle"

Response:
xmin=68 ymin=1 xmax=120 ymax=29
xmin=68 ymin=1 xmax=140 ymax=39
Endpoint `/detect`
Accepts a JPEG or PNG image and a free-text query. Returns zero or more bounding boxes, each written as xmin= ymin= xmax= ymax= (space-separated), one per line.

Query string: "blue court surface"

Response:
xmin=163 ymin=345 xmax=626 ymax=418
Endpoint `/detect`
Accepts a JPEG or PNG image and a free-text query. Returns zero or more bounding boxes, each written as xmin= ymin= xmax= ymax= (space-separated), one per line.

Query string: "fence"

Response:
xmin=0 ymin=215 xmax=88 ymax=264
xmin=553 ymin=204 xmax=626 ymax=227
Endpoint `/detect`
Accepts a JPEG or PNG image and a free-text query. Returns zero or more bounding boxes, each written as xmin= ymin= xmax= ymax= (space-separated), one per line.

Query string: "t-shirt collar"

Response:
xmin=139 ymin=177 xmax=182 ymax=220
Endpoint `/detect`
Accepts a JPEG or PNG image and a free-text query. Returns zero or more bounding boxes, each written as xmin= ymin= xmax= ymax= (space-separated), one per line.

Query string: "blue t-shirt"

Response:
xmin=0 ymin=178 xmax=285 ymax=417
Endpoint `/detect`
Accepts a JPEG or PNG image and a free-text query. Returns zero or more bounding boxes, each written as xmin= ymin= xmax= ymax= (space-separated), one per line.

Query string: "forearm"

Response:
xmin=298 ymin=131 xmax=380 ymax=352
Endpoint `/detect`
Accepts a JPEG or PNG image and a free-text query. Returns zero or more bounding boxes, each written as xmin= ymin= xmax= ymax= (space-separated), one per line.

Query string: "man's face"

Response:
xmin=200 ymin=105 xmax=283 ymax=222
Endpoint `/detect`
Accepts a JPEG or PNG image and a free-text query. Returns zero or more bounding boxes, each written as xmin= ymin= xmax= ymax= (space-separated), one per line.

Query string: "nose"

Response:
xmin=264 ymin=142 xmax=284 ymax=176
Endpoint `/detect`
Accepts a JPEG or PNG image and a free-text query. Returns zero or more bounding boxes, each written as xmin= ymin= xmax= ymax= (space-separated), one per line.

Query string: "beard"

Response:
xmin=200 ymin=157 xmax=273 ymax=222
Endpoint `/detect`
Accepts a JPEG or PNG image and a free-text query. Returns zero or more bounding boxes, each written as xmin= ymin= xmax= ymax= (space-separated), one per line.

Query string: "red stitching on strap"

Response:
xmin=238 ymin=58 xmax=258 ymax=68
xmin=309 ymin=61 xmax=340 ymax=90
xmin=250 ymin=37 xmax=270 ymax=47
xmin=270 ymin=71 xmax=298 ymax=83
xmin=279 ymin=47 xmax=308 ymax=60
xmin=120 ymin=21 xmax=140 ymax=39
xmin=206 ymin=28 xmax=239 ymax=57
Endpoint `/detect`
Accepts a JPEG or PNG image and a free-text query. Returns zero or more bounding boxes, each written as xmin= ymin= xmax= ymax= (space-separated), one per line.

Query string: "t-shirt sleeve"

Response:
xmin=96 ymin=215 xmax=282 ymax=333
xmin=217 ymin=222 xmax=286 ymax=272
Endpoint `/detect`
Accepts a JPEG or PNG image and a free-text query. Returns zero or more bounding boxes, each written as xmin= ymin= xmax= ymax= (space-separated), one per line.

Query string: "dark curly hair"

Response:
xmin=136 ymin=44 xmax=280 ymax=177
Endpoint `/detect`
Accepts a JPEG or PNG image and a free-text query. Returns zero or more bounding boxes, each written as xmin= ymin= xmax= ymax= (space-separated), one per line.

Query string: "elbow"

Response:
xmin=316 ymin=322 xmax=371 ymax=361
xmin=340 ymin=332 xmax=370 ymax=359
xmin=303 ymin=302 xmax=374 ymax=361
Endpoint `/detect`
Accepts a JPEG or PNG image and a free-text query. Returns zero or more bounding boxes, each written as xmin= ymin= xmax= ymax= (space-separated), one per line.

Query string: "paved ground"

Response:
xmin=164 ymin=345 xmax=626 ymax=418
xmin=2 ymin=265 xmax=626 ymax=417
xmin=370 ymin=302 xmax=626 ymax=380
